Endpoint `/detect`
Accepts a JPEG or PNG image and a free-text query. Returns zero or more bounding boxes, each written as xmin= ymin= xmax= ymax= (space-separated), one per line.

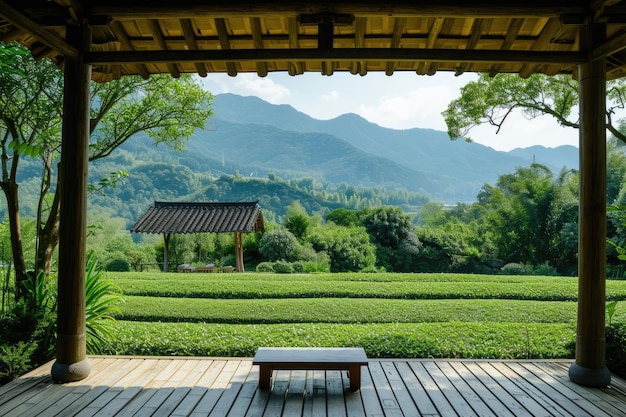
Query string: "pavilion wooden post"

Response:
xmin=234 ymin=231 xmax=244 ymax=272
xmin=163 ymin=233 xmax=171 ymax=272
xmin=51 ymin=22 xmax=92 ymax=382
xmin=569 ymin=21 xmax=611 ymax=387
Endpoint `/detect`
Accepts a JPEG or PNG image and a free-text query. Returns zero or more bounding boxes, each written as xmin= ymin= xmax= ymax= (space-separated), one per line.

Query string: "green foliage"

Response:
xmin=256 ymin=262 xmax=274 ymax=272
xmin=104 ymin=321 xmax=575 ymax=359
xmin=0 ymin=342 xmax=36 ymax=384
xmin=106 ymin=258 xmax=130 ymax=272
xmin=444 ymin=73 xmax=581 ymax=142
xmin=117 ymin=296 xmax=582 ymax=325
xmin=259 ymin=229 xmax=297 ymax=261
xmin=501 ymin=263 xmax=530 ymax=275
xmin=106 ymin=272 xmax=626 ymax=301
xmin=606 ymin=321 xmax=626 ymax=379
xmin=308 ymin=224 xmax=375 ymax=272
xmin=272 ymin=260 xmax=294 ymax=274
xmin=360 ymin=206 xmax=423 ymax=271
xmin=531 ymin=262 xmax=559 ymax=276
xmin=85 ymin=257 xmax=123 ymax=354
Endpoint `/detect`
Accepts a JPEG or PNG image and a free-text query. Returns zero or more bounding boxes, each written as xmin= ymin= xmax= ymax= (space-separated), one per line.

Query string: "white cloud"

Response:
xmin=357 ymin=85 xmax=455 ymax=130
xmin=322 ymin=90 xmax=340 ymax=102
xmin=231 ymin=75 xmax=291 ymax=103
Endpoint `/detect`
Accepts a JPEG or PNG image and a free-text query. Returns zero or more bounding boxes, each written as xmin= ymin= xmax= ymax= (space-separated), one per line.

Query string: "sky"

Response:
xmin=197 ymin=71 xmax=579 ymax=152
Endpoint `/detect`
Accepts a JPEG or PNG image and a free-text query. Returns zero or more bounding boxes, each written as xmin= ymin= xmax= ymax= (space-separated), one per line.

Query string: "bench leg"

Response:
xmin=348 ymin=366 xmax=361 ymax=391
xmin=258 ymin=365 xmax=272 ymax=389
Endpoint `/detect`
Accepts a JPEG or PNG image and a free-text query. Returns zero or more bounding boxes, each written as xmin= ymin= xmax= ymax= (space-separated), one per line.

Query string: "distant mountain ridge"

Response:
xmin=200 ymin=93 xmax=578 ymax=202
xmin=113 ymin=93 xmax=578 ymax=203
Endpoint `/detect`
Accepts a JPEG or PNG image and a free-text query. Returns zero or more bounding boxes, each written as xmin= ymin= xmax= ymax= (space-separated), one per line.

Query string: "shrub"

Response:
xmin=106 ymin=258 xmax=130 ymax=272
xmin=501 ymin=263 xmax=529 ymax=275
xmin=273 ymin=260 xmax=294 ymax=274
xmin=256 ymin=262 xmax=275 ymax=273
xmin=531 ymin=262 xmax=559 ymax=276
xmin=606 ymin=322 xmax=626 ymax=378
xmin=259 ymin=229 xmax=297 ymax=261
xmin=221 ymin=254 xmax=236 ymax=268
xmin=292 ymin=261 xmax=304 ymax=273
xmin=0 ymin=342 xmax=37 ymax=385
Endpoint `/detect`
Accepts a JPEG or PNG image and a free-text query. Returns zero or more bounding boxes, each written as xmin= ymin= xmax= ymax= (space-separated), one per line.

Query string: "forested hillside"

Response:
xmin=11 ymin=93 xmax=578 ymax=227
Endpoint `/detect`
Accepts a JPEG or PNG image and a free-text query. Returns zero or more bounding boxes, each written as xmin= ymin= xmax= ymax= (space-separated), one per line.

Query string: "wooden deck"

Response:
xmin=1 ymin=356 xmax=625 ymax=416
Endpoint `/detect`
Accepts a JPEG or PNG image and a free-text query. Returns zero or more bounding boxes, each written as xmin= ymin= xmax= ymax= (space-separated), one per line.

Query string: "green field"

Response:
xmin=104 ymin=272 xmax=626 ymax=359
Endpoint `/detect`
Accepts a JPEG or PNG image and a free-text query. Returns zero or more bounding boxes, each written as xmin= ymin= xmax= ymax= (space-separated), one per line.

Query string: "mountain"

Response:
xmin=106 ymin=93 xmax=578 ymax=205
xmin=202 ymin=93 xmax=578 ymax=202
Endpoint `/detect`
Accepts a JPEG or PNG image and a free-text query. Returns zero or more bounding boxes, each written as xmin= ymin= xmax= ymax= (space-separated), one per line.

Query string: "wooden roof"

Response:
xmin=3 ymin=1 xmax=626 ymax=82
xmin=131 ymin=201 xmax=265 ymax=234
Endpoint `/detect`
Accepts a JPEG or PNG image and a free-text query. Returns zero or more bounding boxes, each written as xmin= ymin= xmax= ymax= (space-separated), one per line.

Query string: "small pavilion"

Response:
xmin=131 ymin=201 xmax=265 ymax=273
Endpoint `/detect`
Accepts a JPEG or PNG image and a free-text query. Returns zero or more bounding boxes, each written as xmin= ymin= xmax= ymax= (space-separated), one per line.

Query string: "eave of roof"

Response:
xmin=3 ymin=1 xmax=626 ymax=80
xmin=131 ymin=201 xmax=265 ymax=234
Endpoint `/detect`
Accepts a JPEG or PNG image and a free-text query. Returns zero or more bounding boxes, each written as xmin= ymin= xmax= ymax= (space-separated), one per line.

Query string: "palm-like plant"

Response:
xmin=85 ymin=255 xmax=122 ymax=354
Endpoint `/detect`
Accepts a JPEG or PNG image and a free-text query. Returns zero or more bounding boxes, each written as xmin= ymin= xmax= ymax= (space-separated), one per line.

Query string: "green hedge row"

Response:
xmin=116 ymin=296 xmax=592 ymax=325
xmin=103 ymin=321 xmax=576 ymax=359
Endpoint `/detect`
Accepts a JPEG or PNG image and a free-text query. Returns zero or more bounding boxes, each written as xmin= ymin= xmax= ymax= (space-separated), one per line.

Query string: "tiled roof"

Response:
xmin=131 ymin=201 xmax=265 ymax=234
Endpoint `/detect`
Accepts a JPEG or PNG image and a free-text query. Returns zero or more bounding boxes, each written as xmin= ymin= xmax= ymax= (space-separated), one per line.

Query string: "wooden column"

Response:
xmin=51 ymin=22 xmax=92 ymax=382
xmin=569 ymin=21 xmax=611 ymax=387
xmin=235 ymin=231 xmax=244 ymax=272
xmin=163 ymin=233 xmax=170 ymax=272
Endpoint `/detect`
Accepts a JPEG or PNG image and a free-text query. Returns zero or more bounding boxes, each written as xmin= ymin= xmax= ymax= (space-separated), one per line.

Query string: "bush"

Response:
xmin=221 ymin=254 xmax=236 ymax=268
xmin=606 ymin=322 xmax=626 ymax=379
xmin=292 ymin=261 xmax=304 ymax=273
xmin=256 ymin=262 xmax=274 ymax=273
xmin=259 ymin=229 xmax=298 ymax=261
xmin=531 ymin=262 xmax=559 ymax=276
xmin=501 ymin=263 xmax=529 ymax=275
xmin=0 ymin=342 xmax=37 ymax=385
xmin=106 ymin=258 xmax=130 ymax=272
xmin=273 ymin=260 xmax=295 ymax=274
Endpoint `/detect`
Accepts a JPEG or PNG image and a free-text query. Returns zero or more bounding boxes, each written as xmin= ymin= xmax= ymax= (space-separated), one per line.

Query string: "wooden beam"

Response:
xmin=85 ymin=47 xmax=584 ymax=65
xmin=288 ymin=17 xmax=304 ymax=75
xmin=86 ymin=1 xmax=586 ymax=19
xmin=593 ymin=31 xmax=626 ymax=61
xmin=0 ymin=0 xmax=78 ymax=59
xmin=109 ymin=21 xmax=151 ymax=79
xmin=180 ymin=18 xmax=208 ymax=76
xmin=519 ymin=18 xmax=562 ymax=78
xmin=149 ymin=19 xmax=180 ymax=77
xmin=385 ymin=17 xmax=407 ymax=75
xmin=350 ymin=16 xmax=367 ymax=75
xmin=214 ymin=17 xmax=238 ymax=76
xmin=250 ymin=17 xmax=268 ymax=76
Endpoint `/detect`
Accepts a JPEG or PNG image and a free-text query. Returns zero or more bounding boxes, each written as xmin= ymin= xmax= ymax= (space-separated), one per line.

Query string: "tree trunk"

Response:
xmin=36 ymin=191 xmax=60 ymax=275
xmin=1 ymin=180 xmax=27 ymax=301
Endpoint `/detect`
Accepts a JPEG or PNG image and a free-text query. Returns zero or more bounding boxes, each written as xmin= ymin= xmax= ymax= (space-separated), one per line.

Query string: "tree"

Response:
xmin=0 ymin=46 xmax=212 ymax=297
xmin=476 ymin=164 xmax=577 ymax=270
xmin=308 ymin=224 xmax=375 ymax=272
xmin=360 ymin=206 xmax=422 ymax=272
xmin=284 ymin=201 xmax=310 ymax=240
xmin=443 ymin=73 xmax=626 ymax=145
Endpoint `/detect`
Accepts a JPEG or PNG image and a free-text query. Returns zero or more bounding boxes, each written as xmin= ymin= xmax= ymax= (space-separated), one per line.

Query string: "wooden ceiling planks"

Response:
xmin=2 ymin=1 xmax=626 ymax=81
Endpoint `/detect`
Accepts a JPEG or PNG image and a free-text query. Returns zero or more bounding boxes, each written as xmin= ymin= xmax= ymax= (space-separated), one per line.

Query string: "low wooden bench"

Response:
xmin=252 ymin=347 xmax=368 ymax=391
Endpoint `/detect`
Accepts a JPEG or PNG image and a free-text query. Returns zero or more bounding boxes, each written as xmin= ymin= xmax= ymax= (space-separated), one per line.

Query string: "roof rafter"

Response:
xmin=85 ymin=47 xmax=584 ymax=66
xmin=0 ymin=0 xmax=78 ymax=59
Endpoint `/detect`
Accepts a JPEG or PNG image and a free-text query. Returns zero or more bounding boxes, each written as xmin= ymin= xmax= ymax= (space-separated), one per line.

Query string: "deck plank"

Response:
xmin=409 ymin=361 xmax=457 ymax=416
xmin=342 ymin=370 xmax=366 ymax=417
xmin=190 ymin=360 xmax=241 ymax=417
xmin=1 ymin=357 xmax=625 ymax=417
